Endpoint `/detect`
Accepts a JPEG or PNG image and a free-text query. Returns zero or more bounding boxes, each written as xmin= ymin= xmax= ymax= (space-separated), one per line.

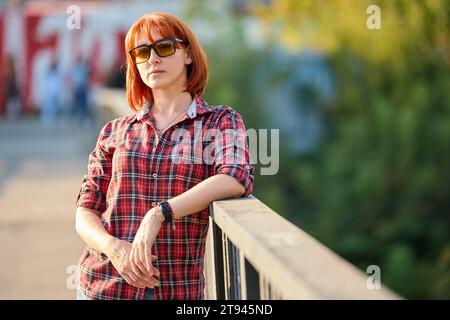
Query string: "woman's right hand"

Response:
xmin=106 ymin=238 xmax=160 ymax=289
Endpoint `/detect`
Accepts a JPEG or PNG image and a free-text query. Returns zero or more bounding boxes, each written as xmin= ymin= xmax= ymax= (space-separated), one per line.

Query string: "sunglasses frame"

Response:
xmin=129 ymin=37 xmax=185 ymax=64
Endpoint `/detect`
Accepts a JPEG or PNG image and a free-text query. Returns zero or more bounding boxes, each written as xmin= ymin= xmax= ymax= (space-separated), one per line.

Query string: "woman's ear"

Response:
xmin=185 ymin=49 xmax=193 ymax=65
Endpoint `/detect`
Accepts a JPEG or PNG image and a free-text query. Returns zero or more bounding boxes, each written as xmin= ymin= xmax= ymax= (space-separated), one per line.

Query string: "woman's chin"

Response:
xmin=144 ymin=79 xmax=169 ymax=89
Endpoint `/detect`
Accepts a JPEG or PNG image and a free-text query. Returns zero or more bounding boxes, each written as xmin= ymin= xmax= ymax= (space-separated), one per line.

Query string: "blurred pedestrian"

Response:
xmin=42 ymin=55 xmax=62 ymax=128
xmin=71 ymin=55 xmax=93 ymax=128
xmin=2 ymin=53 xmax=22 ymax=121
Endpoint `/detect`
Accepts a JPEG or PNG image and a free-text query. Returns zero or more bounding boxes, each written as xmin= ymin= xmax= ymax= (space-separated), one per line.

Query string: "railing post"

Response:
xmin=244 ymin=258 xmax=260 ymax=300
xmin=212 ymin=222 xmax=225 ymax=299
xmin=239 ymin=250 xmax=248 ymax=300
xmin=227 ymin=239 xmax=241 ymax=299
xmin=204 ymin=217 xmax=216 ymax=299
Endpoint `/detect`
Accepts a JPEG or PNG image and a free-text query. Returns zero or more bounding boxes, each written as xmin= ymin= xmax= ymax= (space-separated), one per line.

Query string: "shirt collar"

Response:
xmin=127 ymin=94 xmax=214 ymax=124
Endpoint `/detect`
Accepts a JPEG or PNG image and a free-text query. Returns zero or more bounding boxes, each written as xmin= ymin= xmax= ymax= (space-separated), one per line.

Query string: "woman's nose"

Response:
xmin=148 ymin=48 xmax=161 ymax=64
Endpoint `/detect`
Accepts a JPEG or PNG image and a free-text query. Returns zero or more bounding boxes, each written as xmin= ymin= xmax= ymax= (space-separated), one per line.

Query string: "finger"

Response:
xmin=124 ymin=271 xmax=148 ymax=288
xmin=129 ymin=247 xmax=139 ymax=274
xmin=131 ymin=245 xmax=142 ymax=274
xmin=131 ymin=246 xmax=143 ymax=275
xmin=150 ymin=276 xmax=161 ymax=287
xmin=149 ymin=254 xmax=160 ymax=277
xmin=135 ymin=258 xmax=152 ymax=278
xmin=144 ymin=242 xmax=152 ymax=274
xmin=140 ymin=243 xmax=153 ymax=276
xmin=129 ymin=246 xmax=134 ymax=262
xmin=138 ymin=270 xmax=160 ymax=286
xmin=124 ymin=267 xmax=139 ymax=283
xmin=152 ymin=265 xmax=160 ymax=278
xmin=134 ymin=242 xmax=149 ymax=275
xmin=141 ymin=276 xmax=159 ymax=288
xmin=132 ymin=278 xmax=148 ymax=289
xmin=136 ymin=243 xmax=144 ymax=272
xmin=150 ymin=255 xmax=159 ymax=277
xmin=127 ymin=264 xmax=159 ymax=286
xmin=129 ymin=270 xmax=156 ymax=288
xmin=121 ymin=272 xmax=138 ymax=287
xmin=132 ymin=244 xmax=153 ymax=279
xmin=132 ymin=281 xmax=146 ymax=289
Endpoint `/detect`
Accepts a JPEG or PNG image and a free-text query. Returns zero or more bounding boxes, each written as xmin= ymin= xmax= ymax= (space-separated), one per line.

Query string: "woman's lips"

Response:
xmin=150 ymin=70 xmax=165 ymax=75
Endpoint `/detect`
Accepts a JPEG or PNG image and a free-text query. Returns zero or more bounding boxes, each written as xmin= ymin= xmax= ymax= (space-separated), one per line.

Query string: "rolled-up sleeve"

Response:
xmin=76 ymin=121 xmax=114 ymax=213
xmin=214 ymin=110 xmax=254 ymax=197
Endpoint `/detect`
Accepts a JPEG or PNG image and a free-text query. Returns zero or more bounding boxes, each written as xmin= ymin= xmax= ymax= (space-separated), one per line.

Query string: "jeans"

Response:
xmin=76 ymin=287 xmax=155 ymax=300
xmin=144 ymin=287 xmax=155 ymax=300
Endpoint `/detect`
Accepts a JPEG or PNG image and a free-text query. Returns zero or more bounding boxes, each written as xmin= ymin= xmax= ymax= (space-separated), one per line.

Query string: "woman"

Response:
xmin=75 ymin=12 xmax=254 ymax=300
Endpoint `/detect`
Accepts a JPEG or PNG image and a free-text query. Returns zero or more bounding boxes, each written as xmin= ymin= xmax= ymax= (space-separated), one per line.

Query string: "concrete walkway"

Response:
xmin=0 ymin=117 xmax=99 ymax=299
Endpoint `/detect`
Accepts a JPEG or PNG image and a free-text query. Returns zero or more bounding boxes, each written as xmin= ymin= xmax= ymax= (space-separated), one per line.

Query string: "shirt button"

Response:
xmin=151 ymin=202 xmax=157 ymax=207
xmin=152 ymin=147 xmax=156 ymax=152
xmin=152 ymin=173 xmax=158 ymax=178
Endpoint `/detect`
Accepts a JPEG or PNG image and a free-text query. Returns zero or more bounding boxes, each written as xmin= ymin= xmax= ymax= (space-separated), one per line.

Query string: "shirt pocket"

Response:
xmin=168 ymin=152 xmax=205 ymax=196
xmin=114 ymin=136 xmax=151 ymax=175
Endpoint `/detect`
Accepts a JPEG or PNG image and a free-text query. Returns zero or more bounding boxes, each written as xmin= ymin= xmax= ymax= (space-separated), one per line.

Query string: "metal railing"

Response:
xmin=204 ymin=196 xmax=400 ymax=299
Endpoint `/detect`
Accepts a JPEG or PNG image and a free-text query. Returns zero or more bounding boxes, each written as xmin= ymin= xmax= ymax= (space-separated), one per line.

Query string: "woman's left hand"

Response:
xmin=129 ymin=207 xmax=164 ymax=278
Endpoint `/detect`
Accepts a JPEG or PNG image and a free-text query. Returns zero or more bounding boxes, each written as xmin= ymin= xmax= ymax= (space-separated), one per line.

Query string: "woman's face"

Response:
xmin=134 ymin=29 xmax=192 ymax=91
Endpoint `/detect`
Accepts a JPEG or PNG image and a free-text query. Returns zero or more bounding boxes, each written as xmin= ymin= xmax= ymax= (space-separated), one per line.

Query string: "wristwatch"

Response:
xmin=159 ymin=201 xmax=175 ymax=230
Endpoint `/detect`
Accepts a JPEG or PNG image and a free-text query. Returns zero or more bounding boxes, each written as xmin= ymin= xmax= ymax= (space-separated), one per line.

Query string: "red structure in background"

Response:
xmin=24 ymin=14 xmax=58 ymax=113
xmin=0 ymin=10 xmax=5 ymax=114
xmin=0 ymin=2 xmax=132 ymax=115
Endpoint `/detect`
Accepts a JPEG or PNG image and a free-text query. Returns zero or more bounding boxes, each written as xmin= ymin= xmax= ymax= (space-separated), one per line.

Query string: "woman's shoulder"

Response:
xmin=205 ymin=103 xmax=248 ymax=131
xmin=207 ymin=103 xmax=243 ymax=121
xmin=211 ymin=102 xmax=249 ymax=120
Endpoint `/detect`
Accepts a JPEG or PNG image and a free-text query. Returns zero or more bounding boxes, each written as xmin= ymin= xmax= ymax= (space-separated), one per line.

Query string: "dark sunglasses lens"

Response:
xmin=132 ymin=47 xmax=150 ymax=64
xmin=154 ymin=40 xmax=176 ymax=57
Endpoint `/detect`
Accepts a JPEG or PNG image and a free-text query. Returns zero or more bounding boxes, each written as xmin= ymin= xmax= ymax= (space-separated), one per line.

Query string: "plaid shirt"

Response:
xmin=76 ymin=95 xmax=254 ymax=300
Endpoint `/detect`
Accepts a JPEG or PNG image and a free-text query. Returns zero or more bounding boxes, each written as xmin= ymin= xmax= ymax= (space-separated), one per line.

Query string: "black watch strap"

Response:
xmin=160 ymin=201 xmax=175 ymax=230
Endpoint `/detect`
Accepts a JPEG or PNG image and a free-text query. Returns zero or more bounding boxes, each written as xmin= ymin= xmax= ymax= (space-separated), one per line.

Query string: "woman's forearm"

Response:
xmin=168 ymin=174 xmax=245 ymax=220
xmin=76 ymin=174 xmax=244 ymax=251
xmin=75 ymin=207 xmax=117 ymax=257
xmin=125 ymin=174 xmax=244 ymax=273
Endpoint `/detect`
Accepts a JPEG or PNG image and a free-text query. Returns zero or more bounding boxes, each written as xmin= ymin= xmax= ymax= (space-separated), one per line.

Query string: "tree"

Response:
xmin=250 ymin=0 xmax=450 ymax=299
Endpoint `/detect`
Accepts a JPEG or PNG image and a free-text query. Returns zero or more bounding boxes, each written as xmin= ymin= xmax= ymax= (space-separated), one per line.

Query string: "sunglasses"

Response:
xmin=129 ymin=37 xmax=186 ymax=64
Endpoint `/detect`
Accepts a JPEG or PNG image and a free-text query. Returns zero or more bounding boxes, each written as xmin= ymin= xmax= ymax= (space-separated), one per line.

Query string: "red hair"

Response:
xmin=124 ymin=12 xmax=209 ymax=112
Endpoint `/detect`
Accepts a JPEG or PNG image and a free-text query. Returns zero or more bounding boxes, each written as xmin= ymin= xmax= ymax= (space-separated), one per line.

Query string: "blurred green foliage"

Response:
xmin=184 ymin=0 xmax=449 ymax=298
